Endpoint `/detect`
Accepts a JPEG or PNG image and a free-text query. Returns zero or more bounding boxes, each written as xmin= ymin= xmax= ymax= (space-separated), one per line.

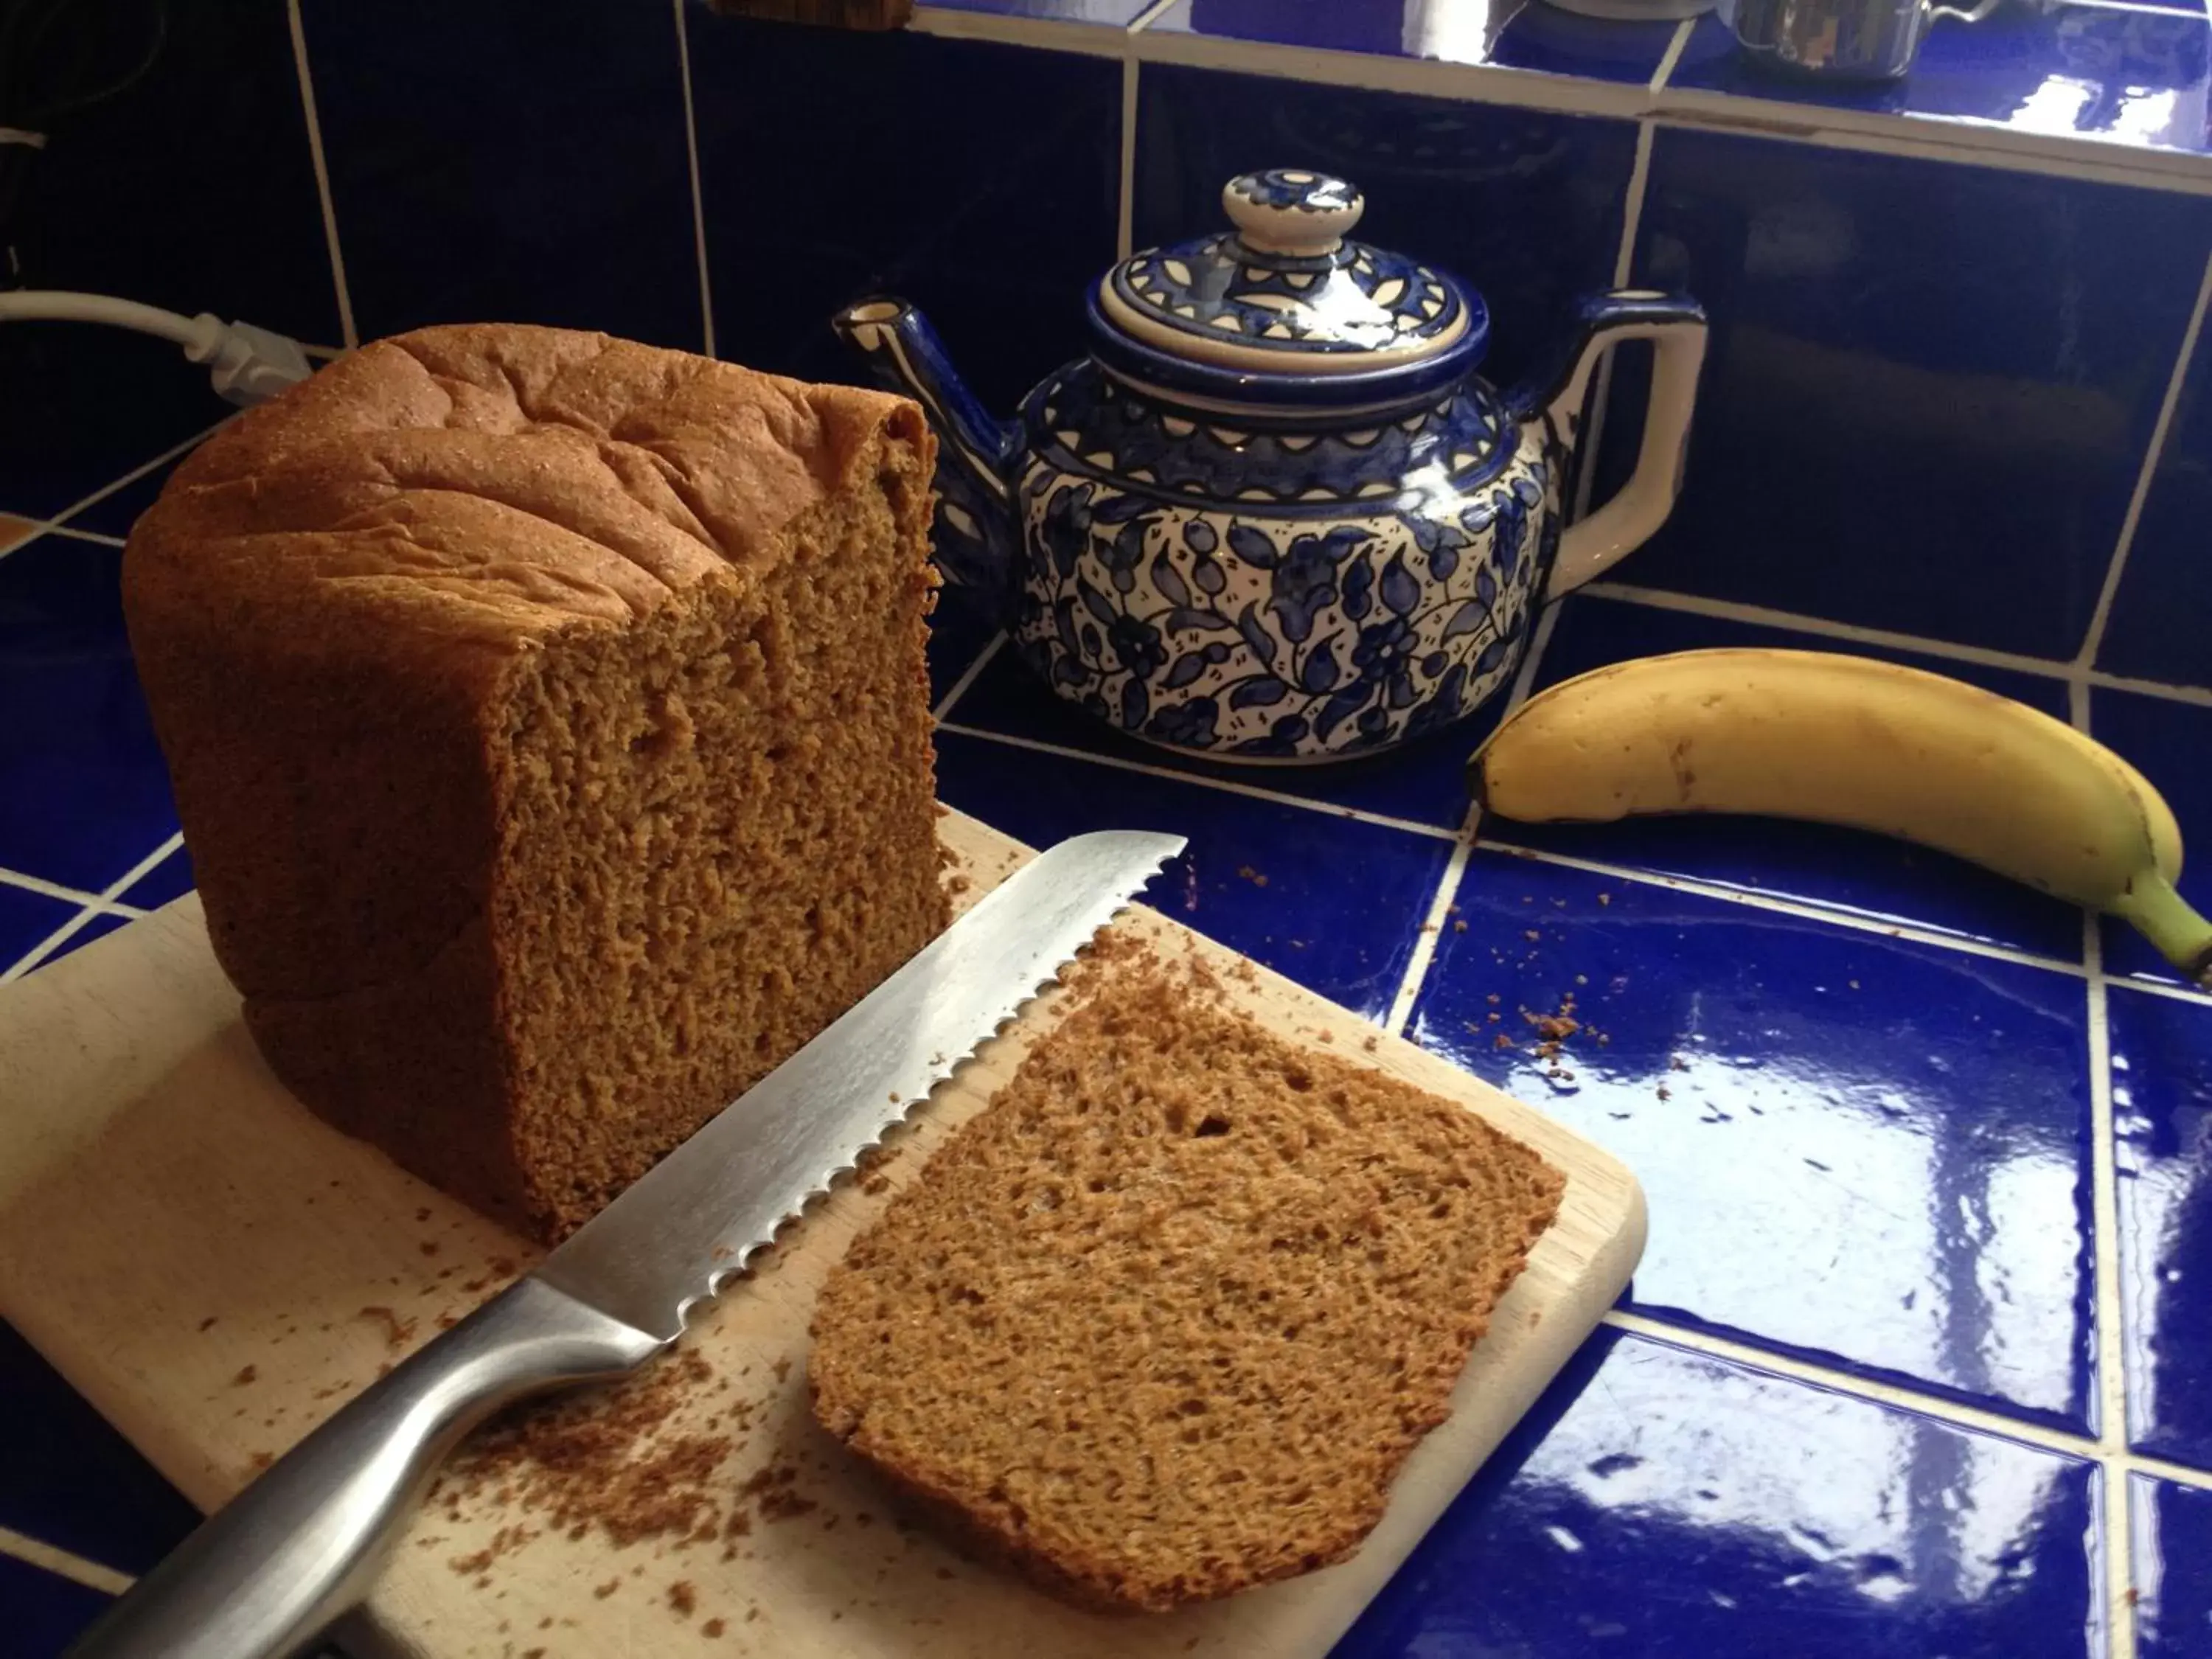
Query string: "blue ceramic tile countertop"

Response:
xmin=4 ymin=369 xmax=2212 ymax=1653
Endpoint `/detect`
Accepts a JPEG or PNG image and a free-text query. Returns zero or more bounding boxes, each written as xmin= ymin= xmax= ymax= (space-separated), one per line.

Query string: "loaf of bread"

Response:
xmin=122 ymin=324 xmax=949 ymax=1242
xmin=808 ymin=954 xmax=1565 ymax=1613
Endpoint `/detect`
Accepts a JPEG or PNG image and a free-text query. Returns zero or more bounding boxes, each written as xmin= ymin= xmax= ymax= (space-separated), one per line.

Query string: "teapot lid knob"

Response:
xmin=1222 ymin=170 xmax=1364 ymax=258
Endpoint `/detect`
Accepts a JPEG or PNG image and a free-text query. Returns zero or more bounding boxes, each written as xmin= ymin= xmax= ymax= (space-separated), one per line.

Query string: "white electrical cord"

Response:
xmin=0 ymin=288 xmax=315 ymax=405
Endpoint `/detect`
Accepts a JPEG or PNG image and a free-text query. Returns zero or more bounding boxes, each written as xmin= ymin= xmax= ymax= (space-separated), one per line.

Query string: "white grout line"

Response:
xmin=1382 ymin=599 xmax=1565 ymax=1035
xmin=1478 ymin=833 xmax=2093 ymax=976
xmin=286 ymin=0 xmax=358 ymax=351
xmin=1130 ymin=23 xmax=1655 ymax=118
xmin=1579 ymin=579 xmax=2079 ymax=678
xmin=932 ymin=630 xmax=1007 ymax=721
xmin=49 ymin=524 xmax=128 ymax=549
xmin=2090 ymin=669 xmax=2212 ymax=709
xmin=2078 ymin=672 xmax=2139 ymax=1652
xmin=2107 ymin=973 xmax=2212 ymax=1010
xmin=1117 ymin=56 xmax=1140 ymax=262
xmin=1650 ymin=87 xmax=2212 ymax=201
xmin=1385 ymin=832 xmax=1472 ymax=1037
xmin=1647 ymin=13 xmax=1696 ymax=96
xmin=1127 ymin=0 xmax=1183 ymax=29
xmin=0 ymin=867 xmax=144 ymax=917
xmin=938 ymin=719 xmax=1463 ymax=841
xmin=0 ymin=1526 xmax=131 ymax=1598
xmin=2078 ymin=246 xmax=2212 ymax=670
xmin=2 ymin=833 xmax=182 ymax=984
xmin=1600 ymin=1310 xmax=2111 ymax=1458
xmin=44 ymin=422 xmax=229 ymax=535
xmin=2133 ymin=1452 xmax=2212 ymax=1494
xmin=908 ymin=4 xmax=1127 ymax=56
xmin=672 ymin=0 xmax=718 ymax=360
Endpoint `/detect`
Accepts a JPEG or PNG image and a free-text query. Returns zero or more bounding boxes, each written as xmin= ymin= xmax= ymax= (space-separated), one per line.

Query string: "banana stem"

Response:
xmin=2109 ymin=871 xmax=2212 ymax=988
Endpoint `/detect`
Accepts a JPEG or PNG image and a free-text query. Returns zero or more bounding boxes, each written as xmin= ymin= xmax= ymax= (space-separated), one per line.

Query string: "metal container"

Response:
xmin=1722 ymin=0 xmax=1996 ymax=80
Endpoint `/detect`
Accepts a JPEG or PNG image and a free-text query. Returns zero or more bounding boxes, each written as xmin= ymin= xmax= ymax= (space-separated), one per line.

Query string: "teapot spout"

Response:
xmin=834 ymin=297 xmax=1020 ymax=600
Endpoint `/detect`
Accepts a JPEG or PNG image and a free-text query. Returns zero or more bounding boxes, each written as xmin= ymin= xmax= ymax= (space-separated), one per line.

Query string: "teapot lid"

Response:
xmin=1090 ymin=170 xmax=1489 ymax=414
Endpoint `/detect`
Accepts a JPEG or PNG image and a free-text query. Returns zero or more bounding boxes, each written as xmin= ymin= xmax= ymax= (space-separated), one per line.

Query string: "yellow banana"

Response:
xmin=1470 ymin=648 xmax=2210 ymax=985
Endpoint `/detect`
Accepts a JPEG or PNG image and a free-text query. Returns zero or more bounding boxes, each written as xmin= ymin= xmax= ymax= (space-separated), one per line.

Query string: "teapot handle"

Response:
xmin=1511 ymin=291 xmax=1708 ymax=601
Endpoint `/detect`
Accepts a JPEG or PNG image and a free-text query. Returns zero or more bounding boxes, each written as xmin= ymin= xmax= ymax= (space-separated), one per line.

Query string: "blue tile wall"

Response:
xmin=0 ymin=539 xmax=175 ymax=894
xmin=936 ymin=730 xmax=1452 ymax=1018
xmin=0 ymin=1322 xmax=198 ymax=1576
xmin=0 ymin=1551 xmax=114 ymax=1659
xmin=2112 ymin=984 xmax=2212 ymax=1471
xmin=2102 ymin=319 xmax=2212 ymax=690
xmin=1340 ymin=1327 xmax=2104 ymax=1659
xmin=1597 ymin=128 xmax=2212 ymax=660
xmin=300 ymin=0 xmax=703 ymax=350
xmin=0 ymin=882 xmax=74 ymax=971
xmin=1411 ymin=849 xmax=2098 ymax=1432
xmin=0 ymin=0 xmax=326 ymax=519
xmin=685 ymin=12 xmax=1121 ymax=412
xmin=948 ymin=641 xmax=1486 ymax=831
xmin=2136 ymin=1475 xmax=2212 ymax=1658
xmin=1132 ymin=63 xmax=1641 ymax=395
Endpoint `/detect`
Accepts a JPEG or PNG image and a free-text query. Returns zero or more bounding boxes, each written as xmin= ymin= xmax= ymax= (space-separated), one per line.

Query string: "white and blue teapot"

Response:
xmin=837 ymin=169 xmax=1708 ymax=763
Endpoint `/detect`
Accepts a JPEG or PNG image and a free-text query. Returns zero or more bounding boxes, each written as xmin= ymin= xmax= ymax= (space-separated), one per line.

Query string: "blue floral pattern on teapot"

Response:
xmin=836 ymin=170 xmax=1708 ymax=765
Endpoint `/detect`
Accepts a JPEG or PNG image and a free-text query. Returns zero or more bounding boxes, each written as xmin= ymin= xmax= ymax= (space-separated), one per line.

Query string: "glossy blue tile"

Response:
xmin=0 ymin=540 xmax=179 ymax=893
xmin=0 ymin=883 xmax=75 ymax=974
xmin=687 ymin=15 xmax=1120 ymax=414
xmin=0 ymin=1321 xmax=199 ymax=1576
xmin=1411 ymin=850 xmax=2098 ymax=1430
xmin=118 ymin=846 xmax=195 ymax=911
xmin=1133 ymin=64 xmax=1641 ymax=394
xmin=1599 ymin=126 xmax=2212 ymax=658
xmin=1672 ymin=6 xmax=2212 ymax=159
xmin=1489 ymin=592 xmax=2087 ymax=960
xmin=58 ymin=439 xmax=211 ymax=543
xmin=2112 ymin=984 xmax=2212 ymax=1470
xmin=1147 ymin=0 xmax=1681 ymax=85
xmin=2103 ymin=320 xmax=2212 ymax=690
xmin=936 ymin=730 xmax=1452 ymax=1017
xmin=0 ymin=1551 xmax=112 ymax=1659
xmin=2090 ymin=691 xmax=2212 ymax=989
xmin=947 ymin=642 xmax=1486 ymax=830
xmin=2135 ymin=1475 xmax=2212 ymax=1657
xmin=928 ymin=588 xmax=1005 ymax=712
xmin=0 ymin=0 xmax=338 ymax=344
xmin=0 ymin=330 xmax=227 ymax=524
xmin=302 ymin=0 xmax=702 ymax=349
xmin=1338 ymin=1327 xmax=2104 ymax=1659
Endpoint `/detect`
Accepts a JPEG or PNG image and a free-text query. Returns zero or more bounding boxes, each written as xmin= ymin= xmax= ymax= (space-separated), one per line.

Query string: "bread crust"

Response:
xmin=124 ymin=324 xmax=942 ymax=1235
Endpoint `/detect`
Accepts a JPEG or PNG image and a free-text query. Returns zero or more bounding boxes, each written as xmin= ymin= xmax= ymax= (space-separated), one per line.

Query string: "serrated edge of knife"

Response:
xmin=664 ymin=867 xmax=1173 ymax=1337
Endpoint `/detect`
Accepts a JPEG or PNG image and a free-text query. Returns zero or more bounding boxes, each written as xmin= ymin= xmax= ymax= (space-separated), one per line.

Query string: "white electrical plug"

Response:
xmin=0 ymin=290 xmax=318 ymax=406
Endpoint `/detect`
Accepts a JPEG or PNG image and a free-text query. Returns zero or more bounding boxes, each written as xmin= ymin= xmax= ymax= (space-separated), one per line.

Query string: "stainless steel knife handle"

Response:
xmin=67 ymin=1276 xmax=664 ymax=1659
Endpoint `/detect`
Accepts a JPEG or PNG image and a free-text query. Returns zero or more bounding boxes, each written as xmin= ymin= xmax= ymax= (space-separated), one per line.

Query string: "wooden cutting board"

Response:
xmin=0 ymin=810 xmax=1643 ymax=1659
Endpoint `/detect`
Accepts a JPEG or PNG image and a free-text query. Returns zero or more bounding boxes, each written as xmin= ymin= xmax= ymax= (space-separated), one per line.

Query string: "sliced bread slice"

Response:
xmin=807 ymin=956 xmax=1564 ymax=1613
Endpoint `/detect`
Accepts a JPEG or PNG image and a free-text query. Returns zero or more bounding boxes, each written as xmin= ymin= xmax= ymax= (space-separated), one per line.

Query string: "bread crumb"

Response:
xmin=356 ymin=1305 xmax=417 ymax=1349
xmin=593 ymin=1579 xmax=620 ymax=1599
xmin=197 ymin=1315 xmax=218 ymax=1333
xmin=1452 ymin=919 xmax=1467 ymax=933
xmin=702 ymin=1618 xmax=726 ymax=1638
xmin=668 ymin=1580 xmax=697 ymax=1616
xmin=232 ymin=1365 xmax=257 ymax=1387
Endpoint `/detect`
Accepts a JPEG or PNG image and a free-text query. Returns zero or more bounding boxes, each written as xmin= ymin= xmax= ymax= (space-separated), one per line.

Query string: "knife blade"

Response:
xmin=68 ymin=829 xmax=1186 ymax=1659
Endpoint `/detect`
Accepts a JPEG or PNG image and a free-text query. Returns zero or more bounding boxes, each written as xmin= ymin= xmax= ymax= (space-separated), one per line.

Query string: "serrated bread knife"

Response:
xmin=69 ymin=830 xmax=1186 ymax=1659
